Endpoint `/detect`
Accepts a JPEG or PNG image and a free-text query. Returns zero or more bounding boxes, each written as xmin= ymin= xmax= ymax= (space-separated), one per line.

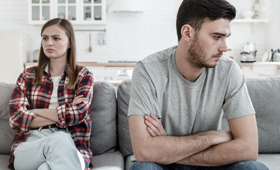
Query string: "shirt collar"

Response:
xmin=44 ymin=64 xmax=50 ymax=75
xmin=43 ymin=64 xmax=70 ymax=76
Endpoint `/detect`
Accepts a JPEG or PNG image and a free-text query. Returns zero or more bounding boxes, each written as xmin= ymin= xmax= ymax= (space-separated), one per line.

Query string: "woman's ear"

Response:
xmin=68 ymin=43 xmax=71 ymax=49
xmin=181 ymin=24 xmax=194 ymax=41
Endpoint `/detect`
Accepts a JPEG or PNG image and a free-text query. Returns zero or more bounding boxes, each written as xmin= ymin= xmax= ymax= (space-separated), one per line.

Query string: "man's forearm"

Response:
xmin=177 ymin=137 xmax=258 ymax=166
xmin=176 ymin=114 xmax=259 ymax=166
xmin=133 ymin=130 xmax=231 ymax=164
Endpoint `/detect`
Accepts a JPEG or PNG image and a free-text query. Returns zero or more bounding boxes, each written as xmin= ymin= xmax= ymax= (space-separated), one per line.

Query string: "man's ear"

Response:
xmin=181 ymin=24 xmax=194 ymax=41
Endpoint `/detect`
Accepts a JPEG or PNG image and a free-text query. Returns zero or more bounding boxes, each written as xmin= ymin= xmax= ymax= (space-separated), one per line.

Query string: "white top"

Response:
xmin=49 ymin=76 xmax=61 ymax=109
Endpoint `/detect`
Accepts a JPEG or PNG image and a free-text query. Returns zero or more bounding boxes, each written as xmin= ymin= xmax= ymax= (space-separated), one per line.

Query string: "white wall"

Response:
xmin=265 ymin=0 xmax=280 ymax=50
xmin=0 ymin=0 xmax=273 ymax=63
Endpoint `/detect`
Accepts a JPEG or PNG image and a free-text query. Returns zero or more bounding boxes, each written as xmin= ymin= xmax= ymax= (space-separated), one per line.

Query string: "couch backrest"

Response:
xmin=90 ymin=81 xmax=118 ymax=155
xmin=245 ymin=77 xmax=280 ymax=153
xmin=0 ymin=82 xmax=17 ymax=154
xmin=0 ymin=81 xmax=118 ymax=155
xmin=117 ymin=80 xmax=133 ymax=158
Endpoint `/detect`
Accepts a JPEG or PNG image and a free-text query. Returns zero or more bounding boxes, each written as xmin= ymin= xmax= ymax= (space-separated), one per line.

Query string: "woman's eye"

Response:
xmin=42 ymin=37 xmax=47 ymax=40
xmin=54 ymin=37 xmax=60 ymax=40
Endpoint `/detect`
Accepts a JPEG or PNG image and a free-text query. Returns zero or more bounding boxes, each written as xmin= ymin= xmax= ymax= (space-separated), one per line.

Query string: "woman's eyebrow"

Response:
xmin=42 ymin=34 xmax=61 ymax=37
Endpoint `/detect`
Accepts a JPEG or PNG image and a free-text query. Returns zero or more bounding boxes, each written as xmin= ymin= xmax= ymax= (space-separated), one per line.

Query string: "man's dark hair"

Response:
xmin=176 ymin=0 xmax=236 ymax=41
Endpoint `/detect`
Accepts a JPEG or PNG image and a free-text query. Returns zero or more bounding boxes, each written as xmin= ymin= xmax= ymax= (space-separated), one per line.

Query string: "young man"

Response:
xmin=128 ymin=0 xmax=269 ymax=170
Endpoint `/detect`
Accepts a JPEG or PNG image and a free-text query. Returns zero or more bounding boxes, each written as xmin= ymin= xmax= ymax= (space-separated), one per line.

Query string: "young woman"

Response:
xmin=9 ymin=18 xmax=94 ymax=170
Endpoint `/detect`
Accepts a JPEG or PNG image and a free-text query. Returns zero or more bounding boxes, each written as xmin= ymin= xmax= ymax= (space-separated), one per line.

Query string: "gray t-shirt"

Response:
xmin=128 ymin=46 xmax=255 ymax=136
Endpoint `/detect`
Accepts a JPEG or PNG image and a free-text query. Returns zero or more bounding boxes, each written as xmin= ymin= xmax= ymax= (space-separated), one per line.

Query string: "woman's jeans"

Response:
xmin=13 ymin=129 xmax=84 ymax=170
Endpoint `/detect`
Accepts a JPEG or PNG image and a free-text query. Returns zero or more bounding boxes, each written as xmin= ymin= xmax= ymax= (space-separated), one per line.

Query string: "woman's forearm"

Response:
xmin=32 ymin=108 xmax=59 ymax=122
xmin=30 ymin=115 xmax=56 ymax=128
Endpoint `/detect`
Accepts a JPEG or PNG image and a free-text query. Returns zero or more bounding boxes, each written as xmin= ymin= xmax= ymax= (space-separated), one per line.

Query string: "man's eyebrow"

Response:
xmin=212 ymin=32 xmax=231 ymax=37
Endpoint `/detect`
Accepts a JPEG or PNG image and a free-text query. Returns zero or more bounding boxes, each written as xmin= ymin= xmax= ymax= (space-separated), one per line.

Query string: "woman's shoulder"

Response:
xmin=78 ymin=66 xmax=92 ymax=76
xmin=76 ymin=66 xmax=93 ymax=82
xmin=20 ymin=66 xmax=37 ymax=78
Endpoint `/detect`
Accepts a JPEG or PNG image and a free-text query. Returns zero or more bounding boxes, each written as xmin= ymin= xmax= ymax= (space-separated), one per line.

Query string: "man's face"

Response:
xmin=187 ymin=18 xmax=231 ymax=68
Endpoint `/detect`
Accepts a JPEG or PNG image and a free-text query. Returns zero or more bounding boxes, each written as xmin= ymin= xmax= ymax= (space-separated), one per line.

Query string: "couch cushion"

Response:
xmin=0 ymin=154 xmax=11 ymax=170
xmin=91 ymin=151 xmax=124 ymax=170
xmin=90 ymin=82 xmax=118 ymax=155
xmin=257 ymin=153 xmax=280 ymax=170
xmin=117 ymin=80 xmax=133 ymax=158
xmin=125 ymin=155 xmax=135 ymax=170
xmin=0 ymin=82 xmax=17 ymax=154
xmin=0 ymin=82 xmax=14 ymax=120
xmin=246 ymin=77 xmax=280 ymax=153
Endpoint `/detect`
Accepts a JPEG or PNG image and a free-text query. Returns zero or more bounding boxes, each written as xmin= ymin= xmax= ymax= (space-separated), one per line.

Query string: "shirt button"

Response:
xmin=48 ymin=91 xmax=51 ymax=94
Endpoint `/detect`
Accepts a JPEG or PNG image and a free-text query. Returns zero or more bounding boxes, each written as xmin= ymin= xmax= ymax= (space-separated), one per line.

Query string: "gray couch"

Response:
xmin=0 ymin=77 xmax=280 ymax=170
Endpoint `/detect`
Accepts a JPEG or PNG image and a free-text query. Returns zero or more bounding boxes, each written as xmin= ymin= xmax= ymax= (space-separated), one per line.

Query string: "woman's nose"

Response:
xmin=46 ymin=39 xmax=53 ymax=46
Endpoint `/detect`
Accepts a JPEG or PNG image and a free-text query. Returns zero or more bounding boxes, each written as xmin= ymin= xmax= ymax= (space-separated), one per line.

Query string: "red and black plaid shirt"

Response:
xmin=9 ymin=65 xmax=94 ymax=170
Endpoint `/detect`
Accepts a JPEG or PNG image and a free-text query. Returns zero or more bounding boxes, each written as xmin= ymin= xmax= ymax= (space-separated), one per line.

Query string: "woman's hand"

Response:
xmin=144 ymin=113 xmax=167 ymax=137
xmin=73 ymin=95 xmax=89 ymax=104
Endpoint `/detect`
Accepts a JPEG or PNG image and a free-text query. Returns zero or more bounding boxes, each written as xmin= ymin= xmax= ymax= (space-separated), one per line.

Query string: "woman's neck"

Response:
xmin=49 ymin=58 xmax=67 ymax=77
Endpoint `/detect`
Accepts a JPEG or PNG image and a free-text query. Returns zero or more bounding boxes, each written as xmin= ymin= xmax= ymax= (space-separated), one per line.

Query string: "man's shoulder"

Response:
xmin=132 ymin=46 xmax=176 ymax=84
xmin=213 ymin=57 xmax=239 ymax=73
xmin=140 ymin=46 xmax=177 ymax=65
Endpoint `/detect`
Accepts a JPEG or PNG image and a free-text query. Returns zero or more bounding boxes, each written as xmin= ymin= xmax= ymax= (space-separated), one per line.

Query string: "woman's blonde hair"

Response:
xmin=34 ymin=18 xmax=79 ymax=89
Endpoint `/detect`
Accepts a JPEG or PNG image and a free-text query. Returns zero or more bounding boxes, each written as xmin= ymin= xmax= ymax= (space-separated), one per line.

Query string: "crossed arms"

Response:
xmin=29 ymin=95 xmax=88 ymax=128
xmin=129 ymin=113 xmax=258 ymax=166
xmin=9 ymin=69 xmax=94 ymax=131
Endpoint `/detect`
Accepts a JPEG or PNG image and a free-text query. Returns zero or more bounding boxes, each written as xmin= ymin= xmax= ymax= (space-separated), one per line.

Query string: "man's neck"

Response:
xmin=175 ymin=44 xmax=204 ymax=82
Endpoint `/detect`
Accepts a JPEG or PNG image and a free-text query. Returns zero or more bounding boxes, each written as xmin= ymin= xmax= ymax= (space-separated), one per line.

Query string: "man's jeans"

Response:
xmin=13 ymin=129 xmax=84 ymax=170
xmin=130 ymin=161 xmax=269 ymax=170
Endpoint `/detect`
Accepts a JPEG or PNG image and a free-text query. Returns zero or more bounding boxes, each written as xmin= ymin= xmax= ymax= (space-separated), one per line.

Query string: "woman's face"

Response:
xmin=41 ymin=25 xmax=70 ymax=60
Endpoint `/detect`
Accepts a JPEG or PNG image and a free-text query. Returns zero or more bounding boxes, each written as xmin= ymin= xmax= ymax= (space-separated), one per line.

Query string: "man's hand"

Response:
xmin=73 ymin=95 xmax=89 ymax=104
xmin=144 ymin=113 xmax=166 ymax=137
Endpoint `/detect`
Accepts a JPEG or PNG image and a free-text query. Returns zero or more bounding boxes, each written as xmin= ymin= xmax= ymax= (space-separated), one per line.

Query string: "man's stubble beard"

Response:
xmin=187 ymin=35 xmax=221 ymax=68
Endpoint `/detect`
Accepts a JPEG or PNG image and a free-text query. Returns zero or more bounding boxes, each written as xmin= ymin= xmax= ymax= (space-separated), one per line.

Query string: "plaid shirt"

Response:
xmin=8 ymin=65 xmax=94 ymax=170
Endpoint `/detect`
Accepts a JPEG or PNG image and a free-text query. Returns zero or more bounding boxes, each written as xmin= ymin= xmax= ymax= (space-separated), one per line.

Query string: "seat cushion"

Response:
xmin=117 ymin=80 xmax=133 ymax=158
xmin=125 ymin=155 xmax=135 ymax=170
xmin=0 ymin=82 xmax=17 ymax=154
xmin=257 ymin=153 xmax=280 ymax=170
xmin=91 ymin=151 xmax=124 ymax=170
xmin=0 ymin=154 xmax=11 ymax=170
xmin=90 ymin=82 xmax=118 ymax=155
xmin=246 ymin=77 xmax=280 ymax=153
xmin=0 ymin=152 xmax=125 ymax=170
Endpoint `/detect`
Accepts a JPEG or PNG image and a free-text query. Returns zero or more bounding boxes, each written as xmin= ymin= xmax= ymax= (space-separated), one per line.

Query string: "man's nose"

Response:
xmin=219 ymin=39 xmax=228 ymax=52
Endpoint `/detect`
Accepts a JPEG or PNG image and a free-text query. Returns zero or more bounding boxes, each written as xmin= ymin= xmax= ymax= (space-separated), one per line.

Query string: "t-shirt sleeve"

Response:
xmin=223 ymin=62 xmax=255 ymax=120
xmin=128 ymin=62 xmax=161 ymax=118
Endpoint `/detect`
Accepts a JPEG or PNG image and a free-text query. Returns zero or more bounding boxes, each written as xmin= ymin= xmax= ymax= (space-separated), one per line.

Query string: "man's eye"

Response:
xmin=214 ymin=36 xmax=221 ymax=40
